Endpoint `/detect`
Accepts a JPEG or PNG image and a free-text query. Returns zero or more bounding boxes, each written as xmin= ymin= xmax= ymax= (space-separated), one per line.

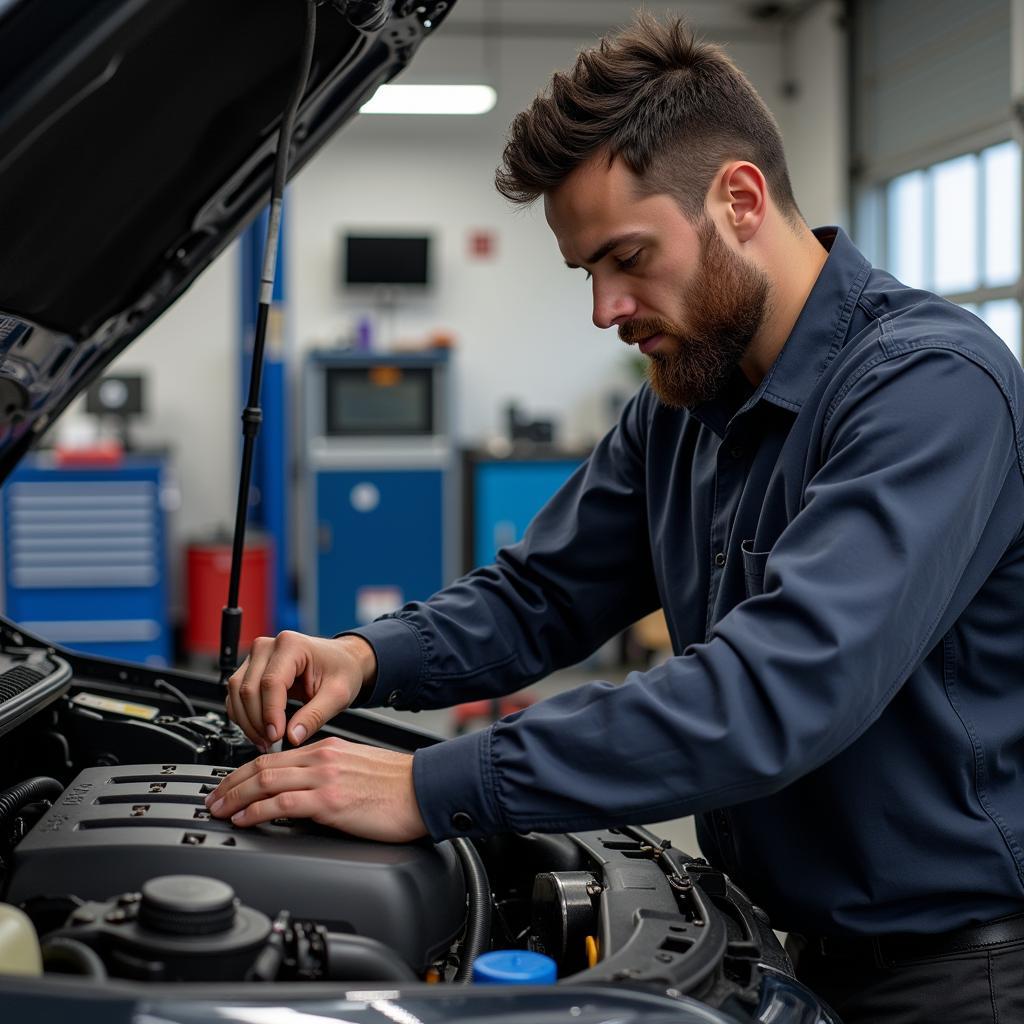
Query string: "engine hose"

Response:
xmin=40 ymin=937 xmax=107 ymax=979
xmin=451 ymin=837 xmax=492 ymax=984
xmin=324 ymin=932 xmax=419 ymax=981
xmin=0 ymin=777 xmax=62 ymax=836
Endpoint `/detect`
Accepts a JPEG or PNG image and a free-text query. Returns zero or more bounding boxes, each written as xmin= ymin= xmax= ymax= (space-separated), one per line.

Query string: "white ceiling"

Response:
xmin=440 ymin=0 xmax=809 ymax=40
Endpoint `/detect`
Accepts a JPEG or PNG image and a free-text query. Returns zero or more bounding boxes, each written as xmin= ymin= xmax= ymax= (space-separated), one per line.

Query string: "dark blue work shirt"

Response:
xmin=352 ymin=227 xmax=1024 ymax=937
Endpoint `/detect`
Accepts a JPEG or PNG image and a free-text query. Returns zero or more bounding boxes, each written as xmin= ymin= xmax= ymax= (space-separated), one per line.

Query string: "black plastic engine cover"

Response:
xmin=5 ymin=764 xmax=466 ymax=971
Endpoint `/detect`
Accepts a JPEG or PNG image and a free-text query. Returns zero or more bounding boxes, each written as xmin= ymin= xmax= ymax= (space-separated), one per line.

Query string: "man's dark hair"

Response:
xmin=495 ymin=13 xmax=801 ymax=223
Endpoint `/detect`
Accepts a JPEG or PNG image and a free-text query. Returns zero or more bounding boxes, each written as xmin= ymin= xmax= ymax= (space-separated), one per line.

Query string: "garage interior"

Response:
xmin=0 ymin=3 xmax=1021 ymax=1011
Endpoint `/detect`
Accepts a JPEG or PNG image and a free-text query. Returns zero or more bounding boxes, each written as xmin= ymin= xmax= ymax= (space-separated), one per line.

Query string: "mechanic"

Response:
xmin=208 ymin=15 xmax=1024 ymax=1022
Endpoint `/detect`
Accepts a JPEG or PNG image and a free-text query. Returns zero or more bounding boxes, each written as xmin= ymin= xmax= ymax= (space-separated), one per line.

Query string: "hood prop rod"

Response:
xmin=219 ymin=0 xmax=318 ymax=684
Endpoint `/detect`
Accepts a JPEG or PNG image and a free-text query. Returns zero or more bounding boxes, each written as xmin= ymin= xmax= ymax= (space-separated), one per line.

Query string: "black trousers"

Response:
xmin=789 ymin=936 xmax=1024 ymax=1023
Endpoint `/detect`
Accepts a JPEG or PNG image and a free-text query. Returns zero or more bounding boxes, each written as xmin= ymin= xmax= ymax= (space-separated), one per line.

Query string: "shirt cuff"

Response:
xmin=336 ymin=616 xmax=423 ymax=710
xmin=412 ymin=727 xmax=506 ymax=840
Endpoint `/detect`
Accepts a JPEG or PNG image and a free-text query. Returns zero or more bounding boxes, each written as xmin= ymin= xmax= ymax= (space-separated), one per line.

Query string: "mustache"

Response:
xmin=619 ymin=318 xmax=678 ymax=345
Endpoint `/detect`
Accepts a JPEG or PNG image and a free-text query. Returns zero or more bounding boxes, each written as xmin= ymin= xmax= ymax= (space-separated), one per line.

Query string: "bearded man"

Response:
xmin=210 ymin=15 xmax=1024 ymax=1021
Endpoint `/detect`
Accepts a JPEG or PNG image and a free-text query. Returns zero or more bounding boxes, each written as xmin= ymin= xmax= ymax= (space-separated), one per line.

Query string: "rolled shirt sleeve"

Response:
xmin=412 ymin=345 xmax=1022 ymax=840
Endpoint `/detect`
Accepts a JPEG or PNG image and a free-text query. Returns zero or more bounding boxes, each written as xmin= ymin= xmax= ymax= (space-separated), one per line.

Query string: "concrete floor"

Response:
xmin=375 ymin=660 xmax=704 ymax=858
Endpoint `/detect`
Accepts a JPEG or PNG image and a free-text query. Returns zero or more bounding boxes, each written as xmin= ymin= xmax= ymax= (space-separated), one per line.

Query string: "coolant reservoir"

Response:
xmin=471 ymin=950 xmax=557 ymax=984
xmin=0 ymin=904 xmax=42 ymax=975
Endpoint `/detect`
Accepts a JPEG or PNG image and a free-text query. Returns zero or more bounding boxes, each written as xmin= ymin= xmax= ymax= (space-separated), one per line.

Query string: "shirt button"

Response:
xmin=714 ymin=552 xmax=726 ymax=568
xmin=451 ymin=811 xmax=474 ymax=832
xmin=729 ymin=445 xmax=744 ymax=459
xmin=386 ymin=689 xmax=401 ymax=706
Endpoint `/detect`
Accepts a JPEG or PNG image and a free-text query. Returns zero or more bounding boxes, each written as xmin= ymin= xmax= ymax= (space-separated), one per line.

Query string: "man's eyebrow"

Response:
xmin=565 ymin=233 xmax=645 ymax=270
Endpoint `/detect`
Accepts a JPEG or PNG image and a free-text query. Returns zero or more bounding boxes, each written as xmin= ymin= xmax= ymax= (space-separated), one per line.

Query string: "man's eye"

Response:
xmin=618 ymin=251 xmax=641 ymax=270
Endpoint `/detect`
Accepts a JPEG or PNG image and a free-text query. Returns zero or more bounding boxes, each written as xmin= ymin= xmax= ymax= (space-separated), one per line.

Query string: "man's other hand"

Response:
xmin=204 ymin=738 xmax=427 ymax=843
xmin=225 ymin=631 xmax=377 ymax=751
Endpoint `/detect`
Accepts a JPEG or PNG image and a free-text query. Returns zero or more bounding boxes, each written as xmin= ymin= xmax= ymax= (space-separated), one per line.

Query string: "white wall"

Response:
xmin=290 ymin=27 xmax=796 ymax=446
xmin=112 ymin=247 xmax=239 ymax=534
xmin=75 ymin=3 xmax=847 ymax=591
xmin=775 ymin=0 xmax=848 ymax=228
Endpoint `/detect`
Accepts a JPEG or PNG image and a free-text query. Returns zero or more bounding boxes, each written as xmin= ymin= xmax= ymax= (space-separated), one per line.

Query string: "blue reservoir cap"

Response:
xmin=471 ymin=950 xmax=557 ymax=985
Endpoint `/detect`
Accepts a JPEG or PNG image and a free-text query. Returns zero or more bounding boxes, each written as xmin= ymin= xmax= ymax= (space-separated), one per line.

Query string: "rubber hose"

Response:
xmin=40 ymin=937 xmax=107 ymax=979
xmin=325 ymin=932 xmax=419 ymax=981
xmin=451 ymin=837 xmax=492 ymax=984
xmin=0 ymin=777 xmax=62 ymax=834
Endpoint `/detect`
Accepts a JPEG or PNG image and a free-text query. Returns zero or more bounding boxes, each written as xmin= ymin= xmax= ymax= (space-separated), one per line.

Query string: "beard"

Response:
xmin=620 ymin=218 xmax=771 ymax=409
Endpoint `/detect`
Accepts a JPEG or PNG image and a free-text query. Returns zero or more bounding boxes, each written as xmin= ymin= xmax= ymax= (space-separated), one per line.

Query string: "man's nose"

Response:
xmin=592 ymin=281 xmax=637 ymax=329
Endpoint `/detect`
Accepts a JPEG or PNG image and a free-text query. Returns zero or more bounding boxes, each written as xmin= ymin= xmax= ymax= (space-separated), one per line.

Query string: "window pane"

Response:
xmin=983 ymin=140 xmax=1021 ymax=287
xmin=932 ymin=154 xmax=979 ymax=294
xmin=854 ymin=186 xmax=883 ymax=267
xmin=979 ymin=299 xmax=1022 ymax=361
xmin=887 ymin=171 xmax=927 ymax=288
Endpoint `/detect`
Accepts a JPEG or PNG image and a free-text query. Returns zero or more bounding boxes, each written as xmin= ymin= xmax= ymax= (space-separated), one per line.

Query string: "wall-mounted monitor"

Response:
xmin=342 ymin=233 xmax=431 ymax=287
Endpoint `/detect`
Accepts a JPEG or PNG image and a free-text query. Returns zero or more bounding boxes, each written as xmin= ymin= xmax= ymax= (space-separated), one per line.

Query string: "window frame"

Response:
xmin=848 ymin=0 xmax=1024 ymax=362
xmin=853 ymin=134 xmax=1023 ymax=360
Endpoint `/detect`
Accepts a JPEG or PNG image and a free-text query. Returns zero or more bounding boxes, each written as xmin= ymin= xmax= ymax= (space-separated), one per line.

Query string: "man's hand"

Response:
xmin=205 ymin=738 xmax=427 ymax=843
xmin=225 ymin=631 xmax=377 ymax=751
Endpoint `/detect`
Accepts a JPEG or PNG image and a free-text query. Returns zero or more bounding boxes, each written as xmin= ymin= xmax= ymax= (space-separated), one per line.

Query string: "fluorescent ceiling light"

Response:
xmin=360 ymin=84 xmax=497 ymax=116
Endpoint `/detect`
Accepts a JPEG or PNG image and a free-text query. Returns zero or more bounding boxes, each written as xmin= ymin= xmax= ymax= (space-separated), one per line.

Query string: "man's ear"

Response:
xmin=711 ymin=161 xmax=767 ymax=243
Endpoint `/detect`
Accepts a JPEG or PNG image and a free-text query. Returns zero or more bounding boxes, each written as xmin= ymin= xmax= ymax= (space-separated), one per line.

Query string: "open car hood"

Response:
xmin=0 ymin=0 xmax=451 ymax=482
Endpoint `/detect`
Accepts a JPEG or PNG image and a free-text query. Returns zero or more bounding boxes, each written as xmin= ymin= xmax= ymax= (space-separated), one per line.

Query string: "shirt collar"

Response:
xmin=691 ymin=226 xmax=871 ymax=434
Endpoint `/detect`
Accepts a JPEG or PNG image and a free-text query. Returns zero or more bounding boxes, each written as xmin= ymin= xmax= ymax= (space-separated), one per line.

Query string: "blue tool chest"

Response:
xmin=1 ymin=454 xmax=171 ymax=664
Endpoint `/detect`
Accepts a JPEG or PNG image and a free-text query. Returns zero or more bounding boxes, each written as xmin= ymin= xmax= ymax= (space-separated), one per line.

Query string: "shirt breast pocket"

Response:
xmin=741 ymin=540 xmax=771 ymax=599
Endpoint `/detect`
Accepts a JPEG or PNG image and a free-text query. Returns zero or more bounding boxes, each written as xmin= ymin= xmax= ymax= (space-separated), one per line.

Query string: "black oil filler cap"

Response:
xmin=138 ymin=875 xmax=237 ymax=936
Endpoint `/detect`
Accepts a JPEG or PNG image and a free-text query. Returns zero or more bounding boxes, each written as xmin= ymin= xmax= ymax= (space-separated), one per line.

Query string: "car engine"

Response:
xmin=0 ymin=628 xmax=820 ymax=1021
xmin=5 ymin=763 xmax=466 ymax=976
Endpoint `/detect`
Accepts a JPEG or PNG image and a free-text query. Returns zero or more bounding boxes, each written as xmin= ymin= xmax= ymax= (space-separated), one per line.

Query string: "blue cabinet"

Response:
xmin=1 ymin=454 xmax=171 ymax=664
xmin=303 ymin=350 xmax=454 ymax=637
xmin=312 ymin=467 xmax=445 ymax=636
xmin=464 ymin=451 xmax=588 ymax=570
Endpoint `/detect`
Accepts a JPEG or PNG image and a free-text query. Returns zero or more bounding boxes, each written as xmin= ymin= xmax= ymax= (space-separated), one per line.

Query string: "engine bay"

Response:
xmin=6 ymin=763 xmax=465 ymax=975
xmin=0 ymin=627 xmax=797 ymax=1018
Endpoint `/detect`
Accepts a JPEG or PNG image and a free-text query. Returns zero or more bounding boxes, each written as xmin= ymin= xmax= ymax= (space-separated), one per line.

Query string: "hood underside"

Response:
xmin=0 ymin=0 xmax=451 ymax=479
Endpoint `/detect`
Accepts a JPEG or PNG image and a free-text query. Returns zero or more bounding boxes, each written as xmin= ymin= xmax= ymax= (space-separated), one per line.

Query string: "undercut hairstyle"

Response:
xmin=495 ymin=13 xmax=801 ymax=224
